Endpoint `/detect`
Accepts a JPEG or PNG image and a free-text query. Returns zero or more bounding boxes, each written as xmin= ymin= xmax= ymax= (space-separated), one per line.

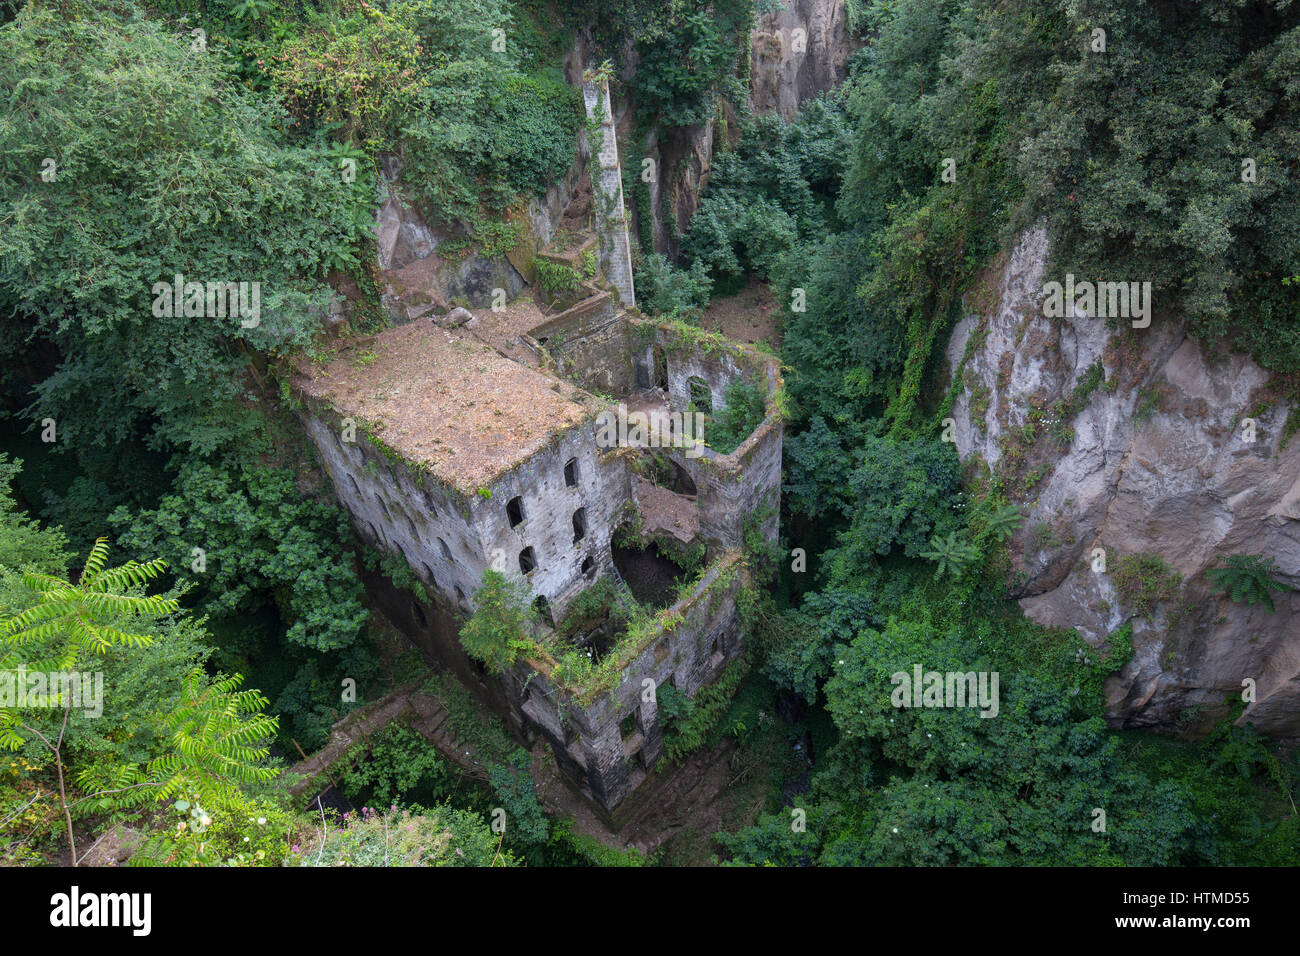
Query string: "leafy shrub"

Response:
xmin=339 ymin=725 xmax=451 ymax=807
xmin=534 ymin=258 xmax=581 ymax=295
xmin=267 ymin=3 xmax=425 ymax=147
xmin=459 ymin=570 xmax=537 ymax=674
xmin=0 ymin=5 xmax=373 ymax=454
xmin=294 ymin=805 xmax=513 ymax=866
xmin=635 ymin=254 xmax=713 ymax=320
xmin=110 ymin=461 xmax=368 ymax=652
xmin=657 ymin=659 xmax=749 ymax=761
xmin=626 ymin=6 xmax=747 ymax=128
xmin=1206 ymin=554 xmax=1294 ymax=613
xmin=832 ymin=436 xmax=964 ymax=560
xmin=707 ymin=379 xmax=766 ymax=454
xmin=402 ymin=62 xmax=579 ymax=225
xmin=488 ymin=748 xmax=549 ymax=846
xmin=1113 ymin=554 xmax=1183 ymax=617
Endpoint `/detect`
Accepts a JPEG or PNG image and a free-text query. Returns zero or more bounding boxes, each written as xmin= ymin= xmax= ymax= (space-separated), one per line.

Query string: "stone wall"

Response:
xmin=302 ymin=412 xmax=486 ymax=611
xmin=581 ymin=74 xmax=636 ymax=308
xmin=529 ymin=292 xmax=641 ymax=396
xmin=302 ymin=398 xmax=637 ymax=622
xmin=655 ymin=329 xmax=785 ymax=550
xmin=467 ymin=422 xmax=633 ymax=619
xmin=508 ymin=552 xmax=748 ymax=812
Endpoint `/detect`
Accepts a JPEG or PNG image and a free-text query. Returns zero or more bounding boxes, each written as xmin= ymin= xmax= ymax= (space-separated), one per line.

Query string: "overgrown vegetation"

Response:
xmin=2 ymin=0 xmax=1297 ymax=870
xmin=458 ymin=570 xmax=539 ymax=675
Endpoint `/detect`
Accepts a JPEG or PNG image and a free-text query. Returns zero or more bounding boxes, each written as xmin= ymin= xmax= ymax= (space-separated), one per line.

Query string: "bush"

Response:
xmin=707 ymin=379 xmax=766 ymax=454
xmin=294 ymin=805 xmax=513 ymax=866
xmin=635 ymin=254 xmax=712 ymax=320
xmin=459 ymin=570 xmax=537 ymax=674
xmin=402 ymin=61 xmax=579 ymax=225
xmin=1113 ymin=554 xmax=1183 ymax=617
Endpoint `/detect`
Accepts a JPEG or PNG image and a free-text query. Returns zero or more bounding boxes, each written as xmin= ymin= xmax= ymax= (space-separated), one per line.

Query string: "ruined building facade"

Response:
xmin=292 ymin=69 xmax=781 ymax=818
xmin=295 ymin=299 xmax=781 ymax=815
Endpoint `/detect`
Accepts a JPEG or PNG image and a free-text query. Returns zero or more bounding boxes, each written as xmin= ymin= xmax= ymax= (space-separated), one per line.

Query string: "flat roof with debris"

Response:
xmin=296 ymin=320 xmax=600 ymax=493
xmin=461 ymin=295 xmax=551 ymax=367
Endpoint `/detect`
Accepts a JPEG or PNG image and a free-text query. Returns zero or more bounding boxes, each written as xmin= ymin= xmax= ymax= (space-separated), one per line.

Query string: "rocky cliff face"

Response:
xmin=749 ymin=0 xmax=859 ymax=118
xmin=623 ymin=0 xmax=859 ymax=257
xmin=945 ymin=229 xmax=1300 ymax=738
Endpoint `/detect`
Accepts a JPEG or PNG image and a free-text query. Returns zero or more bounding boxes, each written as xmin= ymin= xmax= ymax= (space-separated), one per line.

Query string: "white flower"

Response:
xmin=891 ymin=827 xmax=899 ymax=834
xmin=257 ymin=817 xmax=267 ymax=825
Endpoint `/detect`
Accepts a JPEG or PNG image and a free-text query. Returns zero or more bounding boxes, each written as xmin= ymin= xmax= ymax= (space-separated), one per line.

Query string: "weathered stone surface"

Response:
xmin=297 ymin=308 xmax=784 ymax=813
xmin=375 ymin=158 xmax=528 ymax=317
xmin=945 ymin=229 xmax=1300 ymax=737
xmin=749 ymin=0 xmax=860 ymax=118
xmin=582 ymin=75 xmax=636 ymax=308
xmin=438 ymin=306 xmax=474 ymax=328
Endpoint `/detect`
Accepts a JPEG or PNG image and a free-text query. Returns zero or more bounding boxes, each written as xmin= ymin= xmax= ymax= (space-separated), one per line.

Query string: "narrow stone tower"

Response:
xmin=581 ymin=66 xmax=636 ymax=309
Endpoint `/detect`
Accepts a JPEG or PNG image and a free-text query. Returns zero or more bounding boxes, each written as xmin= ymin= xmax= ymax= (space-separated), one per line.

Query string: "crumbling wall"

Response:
xmin=469 ymin=422 xmax=633 ymax=618
xmin=582 ymin=74 xmax=636 ymax=308
xmin=690 ymin=419 xmax=783 ymax=549
xmin=508 ymin=552 xmax=747 ymax=813
xmin=530 ymin=292 xmax=641 ymax=396
xmin=656 ymin=331 xmax=785 ymax=550
xmin=302 ymin=412 xmax=487 ymax=611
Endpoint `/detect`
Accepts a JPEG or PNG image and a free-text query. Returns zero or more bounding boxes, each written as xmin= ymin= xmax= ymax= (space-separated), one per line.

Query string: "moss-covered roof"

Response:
xmin=296 ymin=321 xmax=598 ymax=493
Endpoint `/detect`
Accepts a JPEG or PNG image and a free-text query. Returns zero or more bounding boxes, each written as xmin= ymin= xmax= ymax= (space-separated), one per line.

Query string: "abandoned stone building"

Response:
xmin=292 ymin=73 xmax=782 ymax=818
xmin=295 ymin=292 xmax=782 ymax=815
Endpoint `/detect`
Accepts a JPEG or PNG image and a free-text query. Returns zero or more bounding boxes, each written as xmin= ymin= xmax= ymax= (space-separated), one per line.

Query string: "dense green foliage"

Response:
xmin=1 ymin=0 xmax=1296 ymax=870
xmin=110 ymin=462 xmax=368 ymax=652
xmin=706 ymin=379 xmax=767 ymax=454
xmin=683 ymin=0 xmax=1300 ymax=866
xmin=1207 ymin=554 xmax=1296 ymax=613
xmin=458 ymin=570 xmax=538 ymax=675
xmin=0 ymin=464 xmax=291 ymax=864
xmin=635 ymin=254 xmax=714 ymax=321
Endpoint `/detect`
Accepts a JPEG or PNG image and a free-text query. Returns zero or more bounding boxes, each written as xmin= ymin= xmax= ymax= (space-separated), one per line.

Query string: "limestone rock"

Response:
xmin=944 ymin=229 xmax=1300 ymax=737
xmin=749 ymin=0 xmax=860 ymax=118
xmin=438 ymin=306 xmax=474 ymax=328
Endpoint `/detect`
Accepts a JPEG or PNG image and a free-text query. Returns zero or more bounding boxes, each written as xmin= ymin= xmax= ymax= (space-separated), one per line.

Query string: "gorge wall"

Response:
xmin=945 ymin=229 xmax=1300 ymax=739
xmin=749 ymin=0 xmax=859 ymax=118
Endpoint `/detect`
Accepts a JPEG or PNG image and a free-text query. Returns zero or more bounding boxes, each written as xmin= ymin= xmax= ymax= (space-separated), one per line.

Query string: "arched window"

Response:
xmin=564 ymin=458 xmax=579 ymax=487
xmin=507 ymin=495 xmax=525 ymax=528
xmin=687 ymin=376 xmax=712 ymax=415
xmin=519 ymin=547 xmax=537 ymax=575
xmin=572 ymin=508 xmax=587 ymax=543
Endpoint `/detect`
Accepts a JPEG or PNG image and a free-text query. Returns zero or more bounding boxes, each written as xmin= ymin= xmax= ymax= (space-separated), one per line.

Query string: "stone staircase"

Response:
xmin=287 ymin=682 xmax=491 ymax=803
